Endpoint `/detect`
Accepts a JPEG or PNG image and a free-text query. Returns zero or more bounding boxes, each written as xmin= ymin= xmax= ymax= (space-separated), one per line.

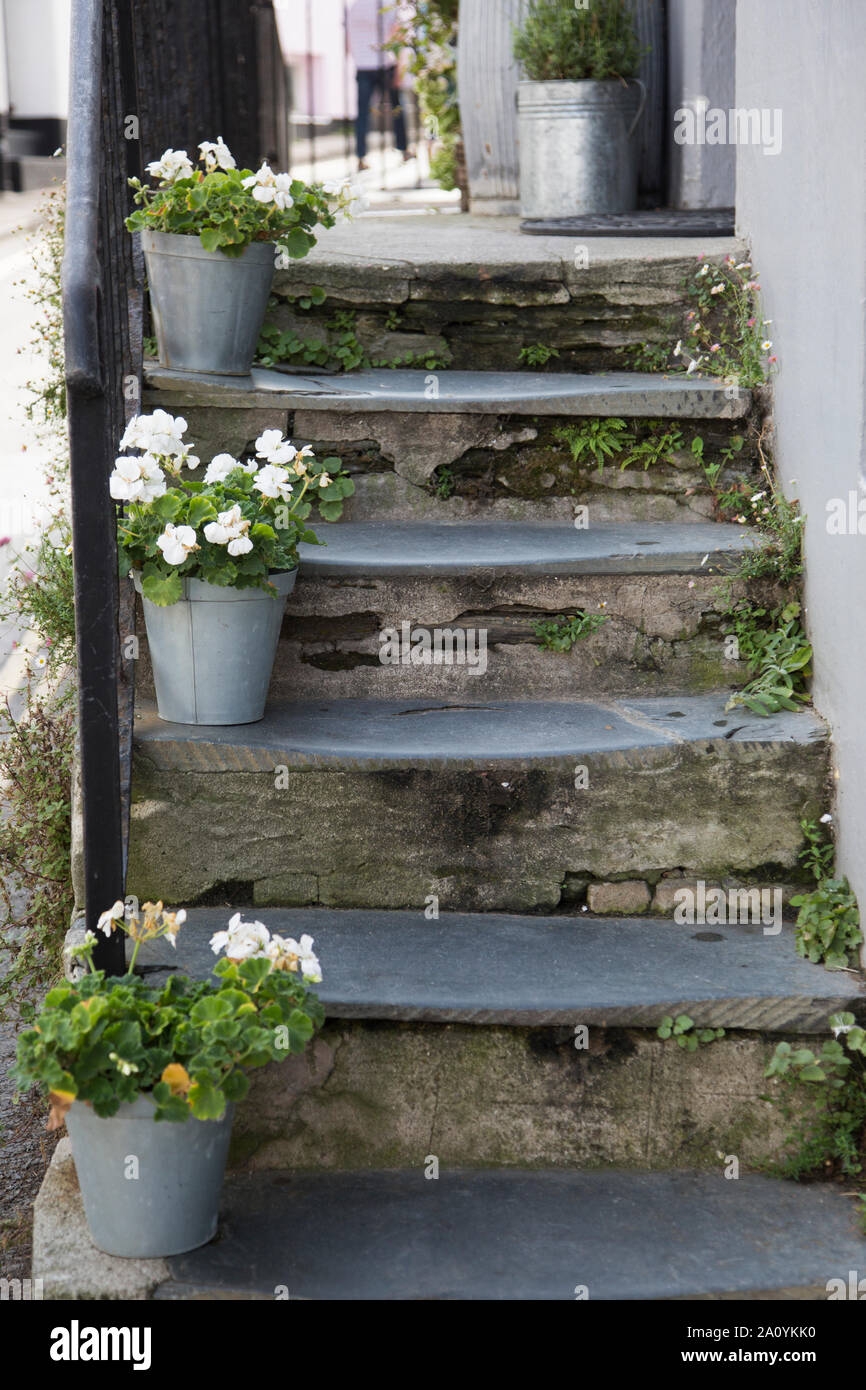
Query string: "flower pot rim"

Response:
xmin=140 ymin=226 xmax=277 ymax=261
xmin=131 ymin=566 xmax=298 ymax=602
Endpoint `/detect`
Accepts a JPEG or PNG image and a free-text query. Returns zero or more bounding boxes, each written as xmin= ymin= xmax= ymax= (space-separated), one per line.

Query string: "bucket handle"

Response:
xmin=627 ymin=79 xmax=647 ymax=139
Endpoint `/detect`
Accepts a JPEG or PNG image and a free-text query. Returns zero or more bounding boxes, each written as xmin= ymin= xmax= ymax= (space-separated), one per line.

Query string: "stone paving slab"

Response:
xmin=299 ymin=520 xmax=759 ymax=577
xmin=158 ymin=1169 xmax=866 ymax=1300
xmin=135 ymin=909 xmax=863 ymax=1032
xmin=145 ymin=366 xmax=750 ymax=418
xmin=133 ymin=695 xmax=827 ymax=773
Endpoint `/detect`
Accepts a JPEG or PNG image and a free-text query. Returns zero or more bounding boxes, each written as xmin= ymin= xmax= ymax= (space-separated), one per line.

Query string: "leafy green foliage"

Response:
xmin=518 ymin=343 xmax=560 ymax=368
xmin=21 ymin=185 xmax=66 ymax=434
xmin=13 ymin=958 xmax=324 ymax=1125
xmin=798 ymin=818 xmax=835 ymax=884
xmin=257 ymin=300 xmax=451 ymax=374
xmin=126 ymin=159 xmax=342 ymax=258
xmin=513 ymin=0 xmax=641 ymax=81
xmin=387 ymin=3 xmax=462 ymax=195
xmin=433 ymin=466 xmax=456 ymax=500
xmin=723 ymin=599 xmax=812 ymax=716
xmin=555 ymin=418 xmax=686 ymax=474
xmin=765 ymin=1015 xmax=866 ymax=1178
xmin=676 ymin=254 xmax=774 ymax=389
xmin=657 ymin=1014 xmax=725 ymax=1052
xmin=791 ymin=880 xmax=862 ymax=971
xmin=0 ymin=519 xmax=75 ymax=676
xmin=534 ymin=610 xmax=608 ymax=651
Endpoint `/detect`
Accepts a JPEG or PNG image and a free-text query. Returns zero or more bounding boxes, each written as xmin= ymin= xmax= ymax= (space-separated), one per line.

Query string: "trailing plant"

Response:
xmin=513 ymin=0 xmax=641 ymax=82
xmin=387 ymin=2 xmax=462 ymax=193
xmin=791 ymin=880 xmax=862 ymax=972
xmin=723 ymin=599 xmax=812 ymax=716
xmin=764 ymin=1014 xmax=866 ymax=1178
xmin=673 ymin=253 xmax=775 ymax=390
xmin=519 ymin=343 xmax=560 ymax=368
xmin=534 ymin=610 xmax=607 ymax=652
xmin=127 ymin=137 xmax=356 ymax=262
xmin=20 ymin=184 xmax=66 ymax=436
xmin=0 ymin=680 xmax=75 ymax=1014
xmin=13 ymin=903 xmax=324 ymax=1128
xmin=113 ymin=411 xmax=353 ymax=607
xmin=657 ymin=1014 xmax=726 ymax=1051
xmin=0 ymin=519 xmax=75 ymax=678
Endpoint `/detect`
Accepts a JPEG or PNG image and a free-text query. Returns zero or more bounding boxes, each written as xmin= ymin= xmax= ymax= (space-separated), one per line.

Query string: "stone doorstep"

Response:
xmin=143 ymin=366 xmax=751 ymax=419
xmin=34 ymin=1150 xmax=866 ymax=1300
xmin=132 ymin=910 xmax=862 ymax=1033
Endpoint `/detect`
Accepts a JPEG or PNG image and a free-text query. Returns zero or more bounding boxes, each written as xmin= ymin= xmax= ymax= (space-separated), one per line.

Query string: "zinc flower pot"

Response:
xmin=141 ymin=228 xmax=276 ymax=376
xmin=65 ymin=1095 xmax=235 ymax=1258
xmin=517 ymin=78 xmax=646 ymax=217
xmin=133 ymin=568 xmax=296 ymax=725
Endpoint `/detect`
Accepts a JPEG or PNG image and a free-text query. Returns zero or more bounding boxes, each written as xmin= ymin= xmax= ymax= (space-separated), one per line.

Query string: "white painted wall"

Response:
xmin=736 ymin=0 xmax=866 ymax=928
xmin=4 ymin=0 xmax=68 ymax=118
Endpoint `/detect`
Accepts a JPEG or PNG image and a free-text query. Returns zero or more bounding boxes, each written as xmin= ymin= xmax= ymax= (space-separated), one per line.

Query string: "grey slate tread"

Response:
xmin=133 ymin=694 xmax=827 ymax=771
xmin=144 ymin=365 xmax=750 ymax=418
xmin=301 ymin=520 xmax=759 ymax=577
xmin=158 ymin=1169 xmax=866 ymax=1300
xmin=135 ymin=908 xmax=863 ymax=1031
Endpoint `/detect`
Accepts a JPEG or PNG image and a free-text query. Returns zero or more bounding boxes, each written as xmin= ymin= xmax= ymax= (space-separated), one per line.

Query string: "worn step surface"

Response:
xmin=126 ymin=695 xmax=827 ymax=912
xmin=138 ymin=908 xmax=863 ymax=1031
xmin=34 ymin=1147 xmax=866 ymax=1299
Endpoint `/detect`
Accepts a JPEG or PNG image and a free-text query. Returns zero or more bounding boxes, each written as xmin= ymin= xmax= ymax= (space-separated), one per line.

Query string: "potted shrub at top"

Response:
xmin=14 ymin=901 xmax=324 ymax=1258
xmin=112 ymin=409 xmax=353 ymax=725
xmin=126 ymin=137 xmax=357 ymax=376
xmin=513 ymin=0 xmax=645 ymax=218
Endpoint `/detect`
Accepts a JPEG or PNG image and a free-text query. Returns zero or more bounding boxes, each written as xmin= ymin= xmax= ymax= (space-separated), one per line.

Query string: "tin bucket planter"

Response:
xmin=65 ymin=1096 xmax=235 ymax=1258
xmin=134 ymin=568 xmax=296 ymax=725
xmin=141 ymin=228 xmax=276 ymax=376
xmin=517 ymin=78 xmax=646 ymax=217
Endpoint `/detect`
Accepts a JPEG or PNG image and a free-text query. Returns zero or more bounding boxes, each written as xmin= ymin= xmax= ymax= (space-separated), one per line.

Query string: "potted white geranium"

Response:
xmin=14 ymin=901 xmax=323 ymax=1258
xmin=113 ymin=409 xmax=353 ymax=724
xmin=126 ymin=136 xmax=356 ymax=375
xmin=513 ymin=0 xmax=645 ymax=218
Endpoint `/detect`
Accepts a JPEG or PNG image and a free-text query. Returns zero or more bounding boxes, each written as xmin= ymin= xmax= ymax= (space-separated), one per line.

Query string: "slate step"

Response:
xmin=131 ymin=520 xmax=766 ymax=702
xmin=145 ymin=365 xmax=756 ymax=526
xmin=145 ymin=366 xmax=750 ymax=419
xmin=137 ymin=908 xmax=864 ymax=1031
xmin=127 ymin=694 xmax=827 ymax=913
xmin=156 ymin=1170 xmax=866 ymax=1300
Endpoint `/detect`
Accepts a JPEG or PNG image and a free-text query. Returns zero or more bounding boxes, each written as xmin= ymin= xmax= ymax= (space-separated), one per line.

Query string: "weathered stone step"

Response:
xmin=131 ymin=521 xmax=767 ymax=701
xmin=126 ymin=695 xmax=827 ymax=912
xmin=146 ymin=365 xmax=750 ymax=418
xmin=262 ymin=215 xmax=746 ymax=374
xmin=36 ymin=1156 xmax=866 ymax=1299
xmin=138 ymin=908 xmax=863 ymax=1031
xmin=145 ymin=365 xmax=757 ymax=526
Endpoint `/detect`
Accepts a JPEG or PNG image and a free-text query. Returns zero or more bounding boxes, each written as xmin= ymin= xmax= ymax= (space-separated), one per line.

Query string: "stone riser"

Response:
xmin=134 ymin=572 xmax=766 ymax=703
xmin=170 ymin=404 xmax=757 ymax=527
xmin=229 ymin=1019 xmax=802 ymax=1173
xmin=127 ymin=738 xmax=827 ymax=911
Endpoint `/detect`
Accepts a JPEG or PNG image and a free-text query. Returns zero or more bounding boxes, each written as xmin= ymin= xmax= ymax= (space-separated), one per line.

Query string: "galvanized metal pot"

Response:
xmin=65 ymin=1095 xmax=235 ymax=1258
xmin=141 ymin=228 xmax=276 ymax=376
xmin=134 ymin=568 xmax=296 ymax=725
xmin=517 ymin=79 xmax=646 ymax=217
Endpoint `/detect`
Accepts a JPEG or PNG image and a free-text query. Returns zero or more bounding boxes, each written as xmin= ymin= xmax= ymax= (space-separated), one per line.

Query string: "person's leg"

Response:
xmin=355 ymin=69 xmax=375 ymax=164
xmin=385 ymin=65 xmax=409 ymax=154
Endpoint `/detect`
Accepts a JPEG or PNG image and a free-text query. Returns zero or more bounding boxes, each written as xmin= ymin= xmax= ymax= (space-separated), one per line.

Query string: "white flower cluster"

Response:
xmin=209 ymin=913 xmax=322 ymax=983
xmin=146 ymin=137 xmax=236 ymax=185
xmin=110 ymin=410 xmax=199 ymax=503
xmin=203 ymin=503 xmax=253 ymax=557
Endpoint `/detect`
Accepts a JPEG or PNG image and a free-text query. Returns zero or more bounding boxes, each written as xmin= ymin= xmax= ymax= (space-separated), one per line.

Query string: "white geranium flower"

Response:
xmin=121 ymin=410 xmax=192 ymax=465
xmin=254 ymin=464 xmax=293 ymax=502
xmin=255 ymin=428 xmax=285 ymax=460
xmin=210 ymin=912 xmax=271 ymax=961
xmin=156 ymin=523 xmax=198 ymax=566
xmin=97 ymin=900 xmax=125 ymax=937
xmin=145 ymin=148 xmax=194 ymax=183
xmin=273 ymin=173 xmax=294 ymax=211
xmin=198 ymin=136 xmax=236 ymax=172
xmin=267 ymin=933 xmax=322 ymax=982
xmin=109 ymin=454 xmax=167 ymax=504
xmin=204 ymin=453 xmax=243 ymax=483
xmin=242 ymin=162 xmax=277 ymax=202
xmin=204 ymin=504 xmax=252 ymax=556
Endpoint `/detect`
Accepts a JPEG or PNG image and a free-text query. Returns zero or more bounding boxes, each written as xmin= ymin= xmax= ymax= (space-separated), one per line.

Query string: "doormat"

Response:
xmin=520 ymin=208 xmax=736 ymax=237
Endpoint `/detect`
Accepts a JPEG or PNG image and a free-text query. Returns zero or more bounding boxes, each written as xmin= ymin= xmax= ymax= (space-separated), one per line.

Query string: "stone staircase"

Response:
xmin=50 ymin=229 xmax=866 ymax=1299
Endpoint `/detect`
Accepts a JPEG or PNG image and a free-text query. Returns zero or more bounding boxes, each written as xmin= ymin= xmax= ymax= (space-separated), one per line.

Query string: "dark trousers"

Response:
xmin=355 ymin=66 xmax=407 ymax=159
